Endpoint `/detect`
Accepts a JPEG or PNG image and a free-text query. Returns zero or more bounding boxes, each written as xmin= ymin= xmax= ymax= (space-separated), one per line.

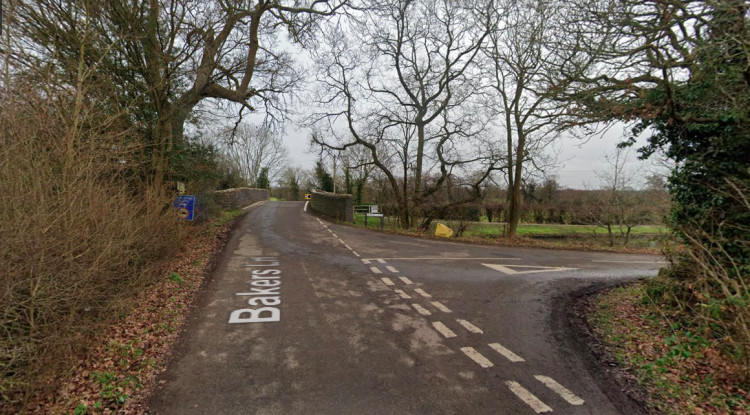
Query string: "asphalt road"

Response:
xmin=148 ymin=201 xmax=664 ymax=415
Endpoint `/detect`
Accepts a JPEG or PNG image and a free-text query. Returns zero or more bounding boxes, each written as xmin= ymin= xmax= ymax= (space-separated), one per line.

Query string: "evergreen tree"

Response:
xmin=314 ymin=162 xmax=334 ymax=192
xmin=256 ymin=167 xmax=270 ymax=189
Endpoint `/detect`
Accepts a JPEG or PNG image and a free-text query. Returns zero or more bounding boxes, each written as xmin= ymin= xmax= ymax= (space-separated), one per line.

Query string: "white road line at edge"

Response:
xmin=411 ymin=304 xmax=431 ymax=315
xmin=592 ymin=260 xmax=667 ymax=264
xmin=398 ymin=276 xmax=413 ymax=285
xmin=456 ymin=319 xmax=483 ymax=334
xmin=386 ymin=266 xmax=400 ymax=273
xmin=506 ymin=381 xmax=553 ymax=413
xmin=370 ymin=266 xmax=382 ymax=274
xmin=460 ymin=347 xmax=494 ymax=368
xmin=414 ymin=288 xmax=432 ymax=298
xmin=380 ymin=277 xmax=395 ymax=286
xmin=394 ymin=289 xmax=411 ymax=299
xmin=431 ymin=301 xmax=452 ymax=313
xmin=432 ymin=321 xmax=456 ymax=338
xmin=488 ymin=343 xmax=525 ymax=362
xmin=534 ymin=375 xmax=585 ymax=405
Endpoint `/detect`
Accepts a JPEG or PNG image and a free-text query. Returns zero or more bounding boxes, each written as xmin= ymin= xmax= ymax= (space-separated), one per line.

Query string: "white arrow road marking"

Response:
xmin=380 ymin=277 xmax=395 ymax=286
xmin=506 ymin=381 xmax=553 ymax=413
xmin=411 ymin=304 xmax=431 ymax=316
xmin=398 ymin=276 xmax=413 ymax=285
xmin=456 ymin=319 xmax=483 ymax=334
xmin=482 ymin=263 xmax=577 ymax=275
xmin=488 ymin=343 xmax=525 ymax=362
xmin=432 ymin=321 xmax=457 ymax=338
xmin=431 ymin=301 xmax=452 ymax=313
xmin=534 ymin=375 xmax=585 ymax=405
xmin=460 ymin=347 xmax=494 ymax=368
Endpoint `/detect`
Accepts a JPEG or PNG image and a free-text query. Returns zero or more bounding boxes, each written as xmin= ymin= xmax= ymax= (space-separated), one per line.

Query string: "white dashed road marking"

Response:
xmin=376 ymin=259 xmax=386 ymax=264
xmin=362 ymin=259 xmax=371 ymax=264
xmin=488 ymin=343 xmax=525 ymax=362
xmin=432 ymin=321 xmax=457 ymax=338
xmin=331 ymin=233 xmax=338 ymax=238
xmin=456 ymin=319 xmax=483 ymax=334
xmin=352 ymin=251 xmax=360 ymax=257
xmin=380 ymin=277 xmax=395 ymax=286
xmin=364 ymin=257 xmax=521 ymax=261
xmin=460 ymin=347 xmax=494 ymax=368
xmin=414 ymin=288 xmax=432 ymax=298
xmin=394 ymin=289 xmax=411 ymax=299
xmin=370 ymin=267 xmax=382 ymax=274
xmin=385 ymin=266 xmax=400 ymax=273
xmin=411 ymin=304 xmax=431 ymax=316
xmin=534 ymin=375 xmax=585 ymax=405
xmin=506 ymin=381 xmax=553 ymax=413
xmin=431 ymin=301 xmax=452 ymax=313
xmin=398 ymin=276 xmax=413 ymax=285
xmin=304 ymin=201 xmax=308 ymax=211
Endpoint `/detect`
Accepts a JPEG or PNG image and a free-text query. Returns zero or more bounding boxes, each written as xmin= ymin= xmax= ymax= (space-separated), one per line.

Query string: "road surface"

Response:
xmin=148 ymin=201 xmax=663 ymax=414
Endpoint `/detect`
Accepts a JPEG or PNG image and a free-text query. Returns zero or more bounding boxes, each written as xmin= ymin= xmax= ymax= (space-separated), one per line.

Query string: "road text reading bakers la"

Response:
xmin=229 ymin=257 xmax=281 ymax=324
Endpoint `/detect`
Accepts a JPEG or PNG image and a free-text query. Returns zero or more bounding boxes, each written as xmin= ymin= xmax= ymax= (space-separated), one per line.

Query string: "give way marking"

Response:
xmin=482 ymin=263 xmax=577 ymax=275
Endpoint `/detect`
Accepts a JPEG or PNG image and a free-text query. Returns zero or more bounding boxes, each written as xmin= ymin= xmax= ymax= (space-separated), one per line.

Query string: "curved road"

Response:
xmin=148 ymin=201 xmax=663 ymax=414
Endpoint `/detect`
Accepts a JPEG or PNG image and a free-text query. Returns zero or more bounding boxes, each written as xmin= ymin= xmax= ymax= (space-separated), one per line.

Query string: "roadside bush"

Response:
xmin=653 ymin=178 xmax=750 ymax=380
xmin=0 ymin=85 xmax=185 ymax=411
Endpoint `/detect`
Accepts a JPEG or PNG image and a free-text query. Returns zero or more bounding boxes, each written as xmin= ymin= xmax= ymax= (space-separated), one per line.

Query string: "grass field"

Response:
xmin=463 ymin=222 xmax=667 ymax=237
xmin=351 ymin=213 xmax=668 ymax=251
xmin=353 ymin=213 xmax=667 ymax=236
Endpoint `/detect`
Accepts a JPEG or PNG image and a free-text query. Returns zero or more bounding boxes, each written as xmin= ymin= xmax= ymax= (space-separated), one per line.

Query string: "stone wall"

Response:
xmin=310 ymin=190 xmax=354 ymax=223
xmin=213 ymin=188 xmax=269 ymax=210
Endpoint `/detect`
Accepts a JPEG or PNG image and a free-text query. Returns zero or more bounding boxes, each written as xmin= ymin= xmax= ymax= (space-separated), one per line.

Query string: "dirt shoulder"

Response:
xmin=27 ymin=210 xmax=248 ymax=415
xmin=563 ymin=281 xmax=749 ymax=415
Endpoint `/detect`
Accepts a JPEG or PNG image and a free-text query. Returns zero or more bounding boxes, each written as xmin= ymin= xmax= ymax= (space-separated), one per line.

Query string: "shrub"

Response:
xmin=0 ymin=84 xmax=185 ymax=411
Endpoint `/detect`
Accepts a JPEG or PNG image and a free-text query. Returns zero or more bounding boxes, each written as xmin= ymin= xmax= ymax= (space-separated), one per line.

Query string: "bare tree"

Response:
xmin=220 ymin=124 xmax=288 ymax=187
xmin=10 ymin=0 xmax=348 ymax=186
xmin=587 ymin=147 xmax=652 ymax=246
xmin=308 ymin=0 xmax=503 ymax=228
xmin=482 ymin=0 xmax=595 ymax=236
xmin=339 ymin=145 xmax=375 ymax=204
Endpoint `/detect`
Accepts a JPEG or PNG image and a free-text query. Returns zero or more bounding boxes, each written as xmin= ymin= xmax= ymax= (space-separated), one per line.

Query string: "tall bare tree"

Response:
xmin=482 ymin=0 xmax=595 ymax=236
xmin=309 ymin=0 xmax=503 ymax=228
xmin=10 ymin=0 xmax=347 ymax=186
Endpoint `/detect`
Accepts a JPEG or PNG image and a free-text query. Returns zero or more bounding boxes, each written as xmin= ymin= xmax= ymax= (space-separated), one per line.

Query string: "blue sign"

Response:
xmin=173 ymin=195 xmax=195 ymax=221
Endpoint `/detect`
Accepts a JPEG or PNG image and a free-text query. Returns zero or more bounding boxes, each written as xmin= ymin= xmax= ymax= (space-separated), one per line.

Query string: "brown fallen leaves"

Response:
xmin=588 ymin=283 xmax=750 ymax=415
xmin=25 ymin=214 xmax=242 ymax=415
